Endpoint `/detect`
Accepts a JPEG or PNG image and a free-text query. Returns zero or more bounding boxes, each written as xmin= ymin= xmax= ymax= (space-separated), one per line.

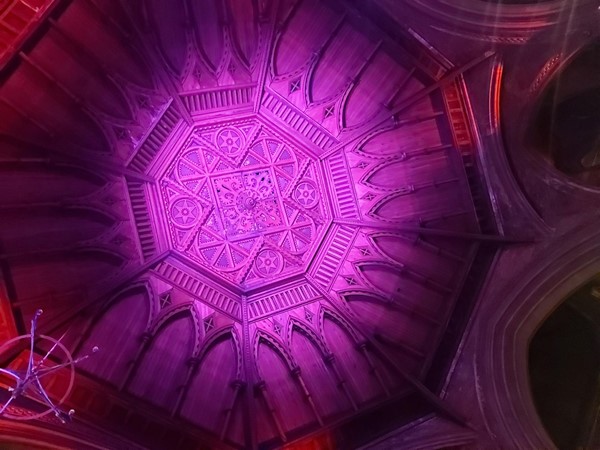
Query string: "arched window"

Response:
xmin=529 ymin=278 xmax=600 ymax=449
xmin=530 ymin=42 xmax=600 ymax=182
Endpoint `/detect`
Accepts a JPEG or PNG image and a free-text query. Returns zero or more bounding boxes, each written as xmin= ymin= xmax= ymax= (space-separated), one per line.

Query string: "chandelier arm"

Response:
xmin=0 ymin=394 xmax=16 ymax=415
xmin=26 ymin=311 xmax=42 ymax=377
xmin=33 ymin=377 xmax=70 ymax=422
xmin=35 ymin=349 xmax=96 ymax=379
xmin=23 ymin=381 xmax=48 ymax=402
xmin=0 ymin=367 xmax=18 ymax=378
xmin=34 ymin=360 xmax=74 ymax=378
xmin=33 ymin=331 xmax=67 ymax=373
xmin=0 ymin=311 xmax=94 ymax=422
xmin=0 ymin=368 xmax=21 ymax=415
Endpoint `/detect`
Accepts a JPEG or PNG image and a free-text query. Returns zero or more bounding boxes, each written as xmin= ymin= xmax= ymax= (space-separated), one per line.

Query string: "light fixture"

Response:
xmin=0 ymin=309 xmax=98 ymax=423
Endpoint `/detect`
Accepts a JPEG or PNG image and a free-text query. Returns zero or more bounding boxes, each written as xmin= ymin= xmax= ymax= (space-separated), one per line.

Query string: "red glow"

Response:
xmin=0 ymin=0 xmax=57 ymax=68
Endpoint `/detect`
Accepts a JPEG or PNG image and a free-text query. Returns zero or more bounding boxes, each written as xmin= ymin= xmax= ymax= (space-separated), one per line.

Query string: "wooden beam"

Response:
xmin=0 ymin=134 xmax=154 ymax=183
xmin=304 ymin=14 xmax=347 ymax=105
xmin=85 ymin=251 xmax=171 ymax=319
xmin=305 ymin=275 xmax=472 ymax=428
xmin=19 ymin=52 xmax=91 ymax=113
xmin=115 ymin=2 xmax=193 ymax=126
xmin=319 ymin=51 xmax=495 ymax=160
xmin=220 ymin=381 xmax=243 ymax=441
xmin=240 ymin=295 xmax=258 ymax=450
xmin=256 ymin=380 xmax=287 ymax=442
xmin=389 ymin=51 xmax=494 ymax=119
xmin=0 ymin=97 xmax=52 ymax=136
xmin=0 ymin=251 xmax=171 ymax=368
xmin=252 ymin=13 xmax=277 ymax=114
xmin=324 ymin=353 xmax=359 ymax=411
xmin=47 ymin=17 xmax=134 ymax=104
xmin=334 ymin=219 xmax=535 ymax=244
xmin=383 ymin=67 xmax=415 ymax=109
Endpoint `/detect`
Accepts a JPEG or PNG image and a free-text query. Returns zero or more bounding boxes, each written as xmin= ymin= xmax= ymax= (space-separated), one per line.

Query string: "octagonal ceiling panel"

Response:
xmin=144 ymin=116 xmax=331 ymax=291
xmin=0 ymin=0 xmax=493 ymax=448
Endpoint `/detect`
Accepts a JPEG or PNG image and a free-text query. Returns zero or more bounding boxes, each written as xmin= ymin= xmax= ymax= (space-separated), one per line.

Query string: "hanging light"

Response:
xmin=0 ymin=309 xmax=98 ymax=423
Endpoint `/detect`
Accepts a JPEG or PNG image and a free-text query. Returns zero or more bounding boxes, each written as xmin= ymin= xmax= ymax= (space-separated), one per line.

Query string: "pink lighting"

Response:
xmin=147 ymin=117 xmax=329 ymax=289
xmin=0 ymin=0 xmax=547 ymax=448
xmin=0 ymin=0 xmax=56 ymax=69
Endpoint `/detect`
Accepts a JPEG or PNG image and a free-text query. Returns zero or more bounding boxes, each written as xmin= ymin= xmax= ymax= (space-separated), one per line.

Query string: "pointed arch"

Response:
xmin=95 ymin=280 xmax=154 ymax=328
xmin=367 ymin=232 xmax=464 ymax=288
xmin=150 ymin=301 xmax=202 ymax=355
xmin=254 ymin=329 xmax=315 ymax=434
xmin=254 ymin=329 xmax=297 ymax=371
xmin=146 ymin=0 xmax=189 ymax=76
xmin=127 ymin=308 xmax=196 ymax=411
xmin=196 ymin=325 xmax=242 ymax=380
xmin=75 ymin=282 xmax=152 ymax=386
xmin=337 ymin=287 xmax=395 ymax=316
xmin=341 ymin=48 xmax=402 ymax=130
xmin=224 ymin=0 xmax=259 ymax=69
xmin=339 ymin=288 xmax=433 ymax=372
xmin=318 ymin=304 xmax=362 ymax=344
xmin=321 ymin=306 xmax=385 ymax=405
xmin=189 ymin=0 xmax=227 ymax=73
xmin=287 ymin=316 xmax=352 ymax=419
xmin=286 ymin=316 xmax=329 ymax=357
xmin=271 ymin=0 xmax=339 ymax=78
xmin=353 ymin=260 xmax=404 ymax=291
xmin=353 ymin=260 xmax=445 ymax=314
xmin=180 ymin=326 xmax=242 ymax=439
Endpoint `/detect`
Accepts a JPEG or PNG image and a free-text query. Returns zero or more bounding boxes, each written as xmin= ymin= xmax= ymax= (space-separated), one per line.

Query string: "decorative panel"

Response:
xmin=144 ymin=116 xmax=332 ymax=292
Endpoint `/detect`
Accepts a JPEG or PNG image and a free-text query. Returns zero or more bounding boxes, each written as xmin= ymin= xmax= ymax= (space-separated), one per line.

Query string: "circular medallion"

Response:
xmin=216 ymin=128 xmax=243 ymax=155
xmin=255 ymin=249 xmax=283 ymax=277
xmin=236 ymin=190 xmax=259 ymax=212
xmin=171 ymin=198 xmax=201 ymax=228
xmin=294 ymin=181 xmax=318 ymax=208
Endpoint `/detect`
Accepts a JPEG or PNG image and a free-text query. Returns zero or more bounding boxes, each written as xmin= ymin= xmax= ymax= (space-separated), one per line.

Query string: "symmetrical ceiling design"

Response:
xmin=148 ymin=116 xmax=329 ymax=288
xmin=0 ymin=0 xmax=496 ymax=448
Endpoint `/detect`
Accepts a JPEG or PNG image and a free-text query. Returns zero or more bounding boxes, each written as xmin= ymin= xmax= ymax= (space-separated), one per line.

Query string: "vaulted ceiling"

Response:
xmin=0 ymin=0 xmax=500 ymax=448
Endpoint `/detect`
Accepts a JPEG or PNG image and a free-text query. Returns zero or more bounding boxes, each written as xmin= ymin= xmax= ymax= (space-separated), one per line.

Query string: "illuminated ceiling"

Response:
xmin=0 ymin=0 xmax=498 ymax=448
xmin=148 ymin=116 xmax=330 ymax=288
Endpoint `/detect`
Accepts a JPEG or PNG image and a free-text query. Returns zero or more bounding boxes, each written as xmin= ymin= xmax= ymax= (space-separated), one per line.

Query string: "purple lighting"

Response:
xmin=0 ymin=0 xmax=513 ymax=448
xmin=145 ymin=117 xmax=329 ymax=289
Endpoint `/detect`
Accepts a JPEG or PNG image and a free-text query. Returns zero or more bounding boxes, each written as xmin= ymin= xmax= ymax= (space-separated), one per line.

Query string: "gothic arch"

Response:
xmin=254 ymin=329 xmax=297 ymax=371
xmin=286 ymin=316 xmax=330 ymax=357
xmin=473 ymin=222 xmax=600 ymax=449
xmin=149 ymin=301 xmax=202 ymax=355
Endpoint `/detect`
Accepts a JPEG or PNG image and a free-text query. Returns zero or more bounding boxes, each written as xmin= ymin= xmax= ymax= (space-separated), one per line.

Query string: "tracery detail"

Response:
xmin=156 ymin=118 xmax=330 ymax=288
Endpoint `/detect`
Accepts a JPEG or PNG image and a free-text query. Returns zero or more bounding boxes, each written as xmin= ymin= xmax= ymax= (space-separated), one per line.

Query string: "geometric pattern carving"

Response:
xmin=170 ymin=198 xmax=201 ymax=228
xmin=289 ymin=78 xmax=301 ymax=94
xmin=159 ymin=292 xmax=172 ymax=309
xmin=153 ymin=260 xmax=241 ymax=319
xmin=203 ymin=315 xmax=215 ymax=333
xmin=310 ymin=224 xmax=356 ymax=289
xmin=247 ymin=281 xmax=321 ymax=321
xmin=156 ymin=118 xmax=331 ymax=289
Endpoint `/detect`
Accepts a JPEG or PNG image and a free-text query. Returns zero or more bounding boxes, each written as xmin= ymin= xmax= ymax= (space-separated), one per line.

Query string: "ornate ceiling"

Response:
xmin=0 ymin=0 xmax=498 ymax=448
xmin=150 ymin=116 xmax=329 ymax=288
